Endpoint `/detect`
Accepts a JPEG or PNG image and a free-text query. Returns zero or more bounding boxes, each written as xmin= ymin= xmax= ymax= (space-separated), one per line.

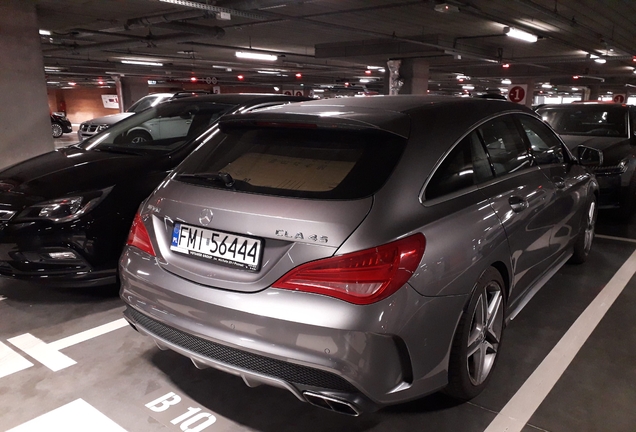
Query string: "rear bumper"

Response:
xmin=119 ymin=246 xmax=468 ymax=412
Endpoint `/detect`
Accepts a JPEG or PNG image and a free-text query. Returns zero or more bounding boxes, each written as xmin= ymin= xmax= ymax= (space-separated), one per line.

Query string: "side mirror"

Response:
xmin=577 ymin=146 xmax=603 ymax=166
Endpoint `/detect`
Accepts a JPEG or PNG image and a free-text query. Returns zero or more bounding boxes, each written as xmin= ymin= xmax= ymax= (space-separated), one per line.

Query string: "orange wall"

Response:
xmin=47 ymin=87 xmax=119 ymax=124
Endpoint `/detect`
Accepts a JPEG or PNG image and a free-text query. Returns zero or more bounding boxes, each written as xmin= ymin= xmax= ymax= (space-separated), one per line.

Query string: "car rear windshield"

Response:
xmin=537 ymin=106 xmax=628 ymax=137
xmin=174 ymin=126 xmax=407 ymax=199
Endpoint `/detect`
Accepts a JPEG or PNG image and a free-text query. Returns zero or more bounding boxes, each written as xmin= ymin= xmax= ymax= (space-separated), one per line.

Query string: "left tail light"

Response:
xmin=126 ymin=212 xmax=156 ymax=257
xmin=272 ymin=233 xmax=425 ymax=305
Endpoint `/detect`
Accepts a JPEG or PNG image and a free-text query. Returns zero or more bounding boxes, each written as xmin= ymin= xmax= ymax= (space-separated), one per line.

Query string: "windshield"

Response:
xmin=173 ymin=126 xmax=407 ymax=200
xmin=537 ymin=105 xmax=628 ymax=137
xmin=78 ymin=101 xmax=234 ymax=154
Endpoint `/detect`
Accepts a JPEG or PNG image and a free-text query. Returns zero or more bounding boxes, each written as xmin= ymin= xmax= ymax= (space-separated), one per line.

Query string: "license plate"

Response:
xmin=170 ymin=223 xmax=263 ymax=271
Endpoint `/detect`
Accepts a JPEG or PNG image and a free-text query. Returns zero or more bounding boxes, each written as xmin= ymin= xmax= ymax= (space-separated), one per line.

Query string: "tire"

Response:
xmin=51 ymin=122 xmax=63 ymax=138
xmin=125 ymin=130 xmax=152 ymax=144
xmin=569 ymin=194 xmax=597 ymax=264
xmin=445 ymin=267 xmax=505 ymax=400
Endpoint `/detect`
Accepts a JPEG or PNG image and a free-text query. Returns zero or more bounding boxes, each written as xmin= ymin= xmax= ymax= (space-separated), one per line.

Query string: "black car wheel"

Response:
xmin=445 ymin=267 xmax=505 ymax=400
xmin=51 ymin=122 xmax=63 ymax=138
xmin=126 ymin=130 xmax=152 ymax=144
xmin=570 ymin=194 xmax=597 ymax=264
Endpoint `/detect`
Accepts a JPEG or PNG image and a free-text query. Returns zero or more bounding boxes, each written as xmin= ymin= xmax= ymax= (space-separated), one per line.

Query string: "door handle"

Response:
xmin=508 ymin=195 xmax=529 ymax=212
xmin=552 ymin=176 xmax=565 ymax=189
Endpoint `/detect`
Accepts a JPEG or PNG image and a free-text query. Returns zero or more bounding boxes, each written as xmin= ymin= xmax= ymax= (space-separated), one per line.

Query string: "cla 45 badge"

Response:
xmin=275 ymin=230 xmax=328 ymax=243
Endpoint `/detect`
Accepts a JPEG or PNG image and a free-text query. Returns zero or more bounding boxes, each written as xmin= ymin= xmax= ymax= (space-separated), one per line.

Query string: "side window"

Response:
xmin=477 ymin=116 xmax=532 ymax=176
xmin=426 ymin=131 xmax=493 ymax=200
xmin=517 ymin=115 xmax=564 ymax=165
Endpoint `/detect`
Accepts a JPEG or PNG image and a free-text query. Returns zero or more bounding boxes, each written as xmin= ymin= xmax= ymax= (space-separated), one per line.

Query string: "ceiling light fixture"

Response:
xmin=594 ymin=58 xmax=607 ymax=64
xmin=39 ymin=29 xmax=51 ymax=36
xmin=572 ymin=87 xmax=579 ymax=91
xmin=503 ymin=27 xmax=538 ymax=43
xmin=273 ymin=86 xmax=280 ymax=91
xmin=257 ymin=70 xmax=280 ymax=74
xmin=434 ymin=3 xmax=459 ymax=13
xmin=367 ymin=66 xmax=383 ymax=70
xmin=502 ymin=63 xmax=510 ymax=68
xmin=462 ymin=85 xmax=475 ymax=90
xmin=237 ymin=75 xmax=244 ymax=80
xmin=190 ymin=77 xmax=197 ymax=82
xmin=542 ymin=83 xmax=552 ymax=88
xmin=360 ymin=79 xmax=371 ymax=83
xmin=235 ymin=51 xmax=278 ymax=61
xmin=121 ymin=60 xmax=163 ymax=66
xmin=501 ymin=79 xmax=512 ymax=85
xmin=295 ymin=73 xmax=302 ymax=78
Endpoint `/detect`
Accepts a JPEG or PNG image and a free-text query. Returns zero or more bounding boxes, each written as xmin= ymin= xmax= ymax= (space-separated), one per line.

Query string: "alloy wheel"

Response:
xmin=583 ymin=200 xmax=596 ymax=253
xmin=51 ymin=123 xmax=63 ymax=138
xmin=466 ymin=281 xmax=504 ymax=386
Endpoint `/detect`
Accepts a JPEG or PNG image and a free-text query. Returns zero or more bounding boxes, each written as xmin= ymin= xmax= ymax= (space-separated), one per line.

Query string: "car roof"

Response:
xmin=165 ymin=93 xmax=310 ymax=105
xmin=220 ymin=95 xmax=535 ymax=138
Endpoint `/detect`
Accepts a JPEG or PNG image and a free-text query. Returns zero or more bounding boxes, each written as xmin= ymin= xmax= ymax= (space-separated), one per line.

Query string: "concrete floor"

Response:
xmin=1 ymin=212 xmax=635 ymax=432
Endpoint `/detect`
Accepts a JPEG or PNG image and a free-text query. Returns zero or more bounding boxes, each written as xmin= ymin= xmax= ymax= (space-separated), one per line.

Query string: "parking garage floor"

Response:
xmin=1 ymin=212 xmax=635 ymax=432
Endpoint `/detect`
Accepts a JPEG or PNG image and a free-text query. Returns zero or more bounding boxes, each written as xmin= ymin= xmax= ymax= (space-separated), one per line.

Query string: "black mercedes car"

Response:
xmin=0 ymin=94 xmax=308 ymax=287
xmin=536 ymin=102 xmax=636 ymax=216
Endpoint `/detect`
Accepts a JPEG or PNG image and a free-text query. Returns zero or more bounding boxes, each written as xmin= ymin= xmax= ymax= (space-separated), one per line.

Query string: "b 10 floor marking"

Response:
xmin=144 ymin=388 xmax=254 ymax=432
xmin=0 ymin=318 xmax=128 ymax=378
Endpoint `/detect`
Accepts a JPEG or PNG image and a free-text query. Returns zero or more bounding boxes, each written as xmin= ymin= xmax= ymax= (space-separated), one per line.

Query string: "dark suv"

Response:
xmin=537 ymin=103 xmax=636 ymax=214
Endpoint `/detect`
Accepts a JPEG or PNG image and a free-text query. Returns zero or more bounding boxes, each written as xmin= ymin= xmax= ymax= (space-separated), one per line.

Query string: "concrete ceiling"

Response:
xmin=37 ymin=0 xmax=636 ymax=97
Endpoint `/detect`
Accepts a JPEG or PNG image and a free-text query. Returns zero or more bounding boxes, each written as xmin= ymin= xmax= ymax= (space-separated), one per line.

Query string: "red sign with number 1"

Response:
xmin=508 ymin=85 xmax=526 ymax=103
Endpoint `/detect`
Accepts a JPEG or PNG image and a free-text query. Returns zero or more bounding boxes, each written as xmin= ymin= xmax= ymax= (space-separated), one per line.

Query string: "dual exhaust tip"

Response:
xmin=303 ymin=392 xmax=361 ymax=416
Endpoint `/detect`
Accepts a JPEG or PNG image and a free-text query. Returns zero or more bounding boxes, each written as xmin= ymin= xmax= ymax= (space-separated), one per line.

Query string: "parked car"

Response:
xmin=77 ymin=91 xmax=210 ymax=141
xmin=119 ymin=96 xmax=598 ymax=415
xmin=536 ymin=103 xmax=636 ymax=215
xmin=0 ymin=94 xmax=308 ymax=287
xmin=50 ymin=112 xmax=72 ymax=138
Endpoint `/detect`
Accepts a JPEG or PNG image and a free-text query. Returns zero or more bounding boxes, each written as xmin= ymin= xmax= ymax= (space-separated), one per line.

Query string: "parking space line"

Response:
xmin=6 ymin=398 xmax=128 ymax=432
xmin=49 ymin=318 xmax=128 ymax=351
xmin=595 ymin=234 xmax=636 ymax=244
xmin=0 ymin=341 xmax=33 ymax=378
xmin=484 ymin=248 xmax=636 ymax=432
xmin=8 ymin=334 xmax=76 ymax=372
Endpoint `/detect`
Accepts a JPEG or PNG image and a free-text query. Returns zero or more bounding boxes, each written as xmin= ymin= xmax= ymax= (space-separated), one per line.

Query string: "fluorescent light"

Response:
xmin=44 ymin=66 xmax=62 ymax=71
xmin=572 ymin=87 xmax=579 ymax=91
xmin=501 ymin=79 xmax=512 ymax=85
xmin=257 ymin=70 xmax=280 ymax=74
xmin=359 ymin=79 xmax=371 ymax=83
xmin=121 ymin=60 xmax=163 ymax=66
xmin=236 ymin=51 xmax=278 ymax=61
xmin=273 ymin=86 xmax=280 ymax=91
xmin=504 ymin=27 xmax=538 ymax=43
xmin=456 ymin=74 xmax=470 ymax=80
xmin=594 ymin=58 xmax=607 ymax=64
xmin=542 ymin=83 xmax=552 ymax=88
xmin=39 ymin=29 xmax=51 ymax=36
xmin=462 ymin=85 xmax=475 ymax=90
xmin=367 ymin=66 xmax=383 ymax=70
xmin=313 ymin=89 xmax=325 ymax=93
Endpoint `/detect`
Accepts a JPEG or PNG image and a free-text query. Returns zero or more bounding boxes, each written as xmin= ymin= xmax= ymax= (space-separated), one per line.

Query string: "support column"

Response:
xmin=587 ymin=85 xmax=600 ymax=101
xmin=398 ymin=58 xmax=429 ymax=95
xmin=0 ymin=0 xmax=53 ymax=170
xmin=115 ymin=77 xmax=149 ymax=112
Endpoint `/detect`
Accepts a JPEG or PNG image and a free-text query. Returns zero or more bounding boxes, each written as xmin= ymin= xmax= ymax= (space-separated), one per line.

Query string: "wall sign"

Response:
xmin=507 ymin=85 xmax=527 ymax=104
xmin=613 ymin=94 xmax=626 ymax=103
xmin=101 ymin=95 xmax=119 ymax=109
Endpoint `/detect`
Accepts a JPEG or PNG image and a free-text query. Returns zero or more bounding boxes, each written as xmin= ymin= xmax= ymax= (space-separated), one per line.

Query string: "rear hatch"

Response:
xmin=149 ymin=110 xmax=410 ymax=293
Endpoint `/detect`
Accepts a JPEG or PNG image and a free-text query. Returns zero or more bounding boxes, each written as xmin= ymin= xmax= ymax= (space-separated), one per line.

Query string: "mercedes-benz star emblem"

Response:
xmin=199 ymin=208 xmax=213 ymax=226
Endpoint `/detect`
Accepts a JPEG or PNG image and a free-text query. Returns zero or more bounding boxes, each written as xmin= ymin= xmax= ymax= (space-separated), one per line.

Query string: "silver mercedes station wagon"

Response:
xmin=120 ymin=96 xmax=598 ymax=415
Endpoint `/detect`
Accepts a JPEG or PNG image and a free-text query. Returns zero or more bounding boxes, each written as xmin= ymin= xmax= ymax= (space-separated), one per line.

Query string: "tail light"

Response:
xmin=272 ymin=233 xmax=425 ymax=305
xmin=126 ymin=212 xmax=156 ymax=257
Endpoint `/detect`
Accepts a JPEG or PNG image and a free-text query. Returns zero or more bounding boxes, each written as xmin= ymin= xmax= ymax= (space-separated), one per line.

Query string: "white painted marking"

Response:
xmin=8 ymin=334 xmax=76 ymax=372
xmin=0 ymin=341 xmax=33 ymax=378
xmin=6 ymin=398 xmax=128 ymax=432
xmin=484 ymin=248 xmax=636 ymax=432
xmin=0 ymin=295 xmax=7 ymax=301
xmin=595 ymin=234 xmax=636 ymax=244
xmin=49 ymin=318 xmax=128 ymax=351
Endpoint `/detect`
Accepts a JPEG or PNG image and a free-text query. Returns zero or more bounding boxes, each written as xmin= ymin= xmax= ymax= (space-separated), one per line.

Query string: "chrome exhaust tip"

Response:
xmin=303 ymin=391 xmax=361 ymax=416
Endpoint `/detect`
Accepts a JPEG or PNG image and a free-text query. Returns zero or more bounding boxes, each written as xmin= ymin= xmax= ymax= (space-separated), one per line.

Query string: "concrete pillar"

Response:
xmin=588 ymin=85 xmax=600 ymax=101
xmin=0 ymin=0 xmax=53 ymax=170
xmin=398 ymin=58 xmax=429 ymax=95
xmin=116 ymin=77 xmax=149 ymax=112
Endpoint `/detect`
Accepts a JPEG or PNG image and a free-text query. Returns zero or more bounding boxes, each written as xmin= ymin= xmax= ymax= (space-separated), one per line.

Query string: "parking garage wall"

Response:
xmin=47 ymin=88 xmax=119 ymax=125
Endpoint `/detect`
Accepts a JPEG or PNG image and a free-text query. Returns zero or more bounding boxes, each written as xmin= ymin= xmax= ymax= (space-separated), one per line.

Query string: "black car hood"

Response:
xmin=0 ymin=146 xmax=152 ymax=205
xmin=560 ymin=135 xmax=635 ymax=165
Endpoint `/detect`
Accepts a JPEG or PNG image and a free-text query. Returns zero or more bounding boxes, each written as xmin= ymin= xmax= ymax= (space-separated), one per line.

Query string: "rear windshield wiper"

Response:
xmin=176 ymin=171 xmax=240 ymax=188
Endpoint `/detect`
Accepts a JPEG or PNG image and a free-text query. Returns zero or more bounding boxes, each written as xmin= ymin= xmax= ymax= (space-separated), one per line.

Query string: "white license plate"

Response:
xmin=170 ymin=223 xmax=263 ymax=271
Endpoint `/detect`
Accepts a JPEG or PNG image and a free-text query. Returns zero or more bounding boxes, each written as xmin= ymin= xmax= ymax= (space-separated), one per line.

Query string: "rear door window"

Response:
xmin=175 ymin=126 xmax=407 ymax=200
xmin=426 ymin=131 xmax=494 ymax=200
xmin=477 ymin=115 xmax=532 ymax=176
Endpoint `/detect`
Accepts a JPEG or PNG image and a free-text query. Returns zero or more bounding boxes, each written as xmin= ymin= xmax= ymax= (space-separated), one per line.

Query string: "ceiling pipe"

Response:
xmin=124 ymin=10 xmax=211 ymax=29
xmin=147 ymin=21 xmax=225 ymax=38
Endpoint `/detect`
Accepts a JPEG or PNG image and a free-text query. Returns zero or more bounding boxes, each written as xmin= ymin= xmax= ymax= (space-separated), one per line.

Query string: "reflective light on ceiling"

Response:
xmin=504 ymin=27 xmax=538 ymax=43
xmin=235 ymin=51 xmax=278 ymax=61
xmin=121 ymin=60 xmax=163 ymax=66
